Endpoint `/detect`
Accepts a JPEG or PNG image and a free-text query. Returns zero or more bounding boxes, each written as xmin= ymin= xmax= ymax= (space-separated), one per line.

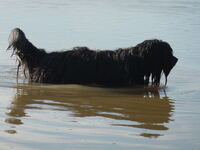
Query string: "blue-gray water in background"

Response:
xmin=0 ymin=0 xmax=200 ymax=150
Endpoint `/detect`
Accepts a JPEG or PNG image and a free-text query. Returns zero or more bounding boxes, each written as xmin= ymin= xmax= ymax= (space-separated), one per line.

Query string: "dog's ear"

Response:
xmin=163 ymin=56 xmax=178 ymax=85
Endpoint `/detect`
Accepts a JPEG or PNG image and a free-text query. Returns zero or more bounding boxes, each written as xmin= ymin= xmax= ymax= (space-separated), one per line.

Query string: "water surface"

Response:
xmin=0 ymin=0 xmax=200 ymax=150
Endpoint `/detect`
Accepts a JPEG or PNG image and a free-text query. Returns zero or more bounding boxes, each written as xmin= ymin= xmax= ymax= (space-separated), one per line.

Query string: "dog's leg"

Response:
xmin=151 ymin=74 xmax=155 ymax=85
xmin=23 ymin=69 xmax=27 ymax=78
xmin=154 ymin=74 xmax=161 ymax=86
xmin=17 ymin=63 xmax=20 ymax=80
xmin=151 ymin=70 xmax=162 ymax=86
xmin=144 ymin=73 xmax=150 ymax=85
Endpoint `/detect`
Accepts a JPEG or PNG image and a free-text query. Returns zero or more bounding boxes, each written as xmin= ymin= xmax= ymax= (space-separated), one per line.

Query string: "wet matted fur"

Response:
xmin=7 ymin=28 xmax=178 ymax=86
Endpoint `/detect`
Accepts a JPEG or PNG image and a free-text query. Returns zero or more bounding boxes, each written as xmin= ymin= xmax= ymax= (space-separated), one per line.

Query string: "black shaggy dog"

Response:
xmin=7 ymin=28 xmax=178 ymax=86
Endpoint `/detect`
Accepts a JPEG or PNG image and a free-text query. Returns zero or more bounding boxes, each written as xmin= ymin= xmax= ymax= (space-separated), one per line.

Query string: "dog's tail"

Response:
xmin=7 ymin=28 xmax=46 ymax=80
xmin=7 ymin=28 xmax=28 ymax=78
xmin=7 ymin=28 xmax=28 ymax=52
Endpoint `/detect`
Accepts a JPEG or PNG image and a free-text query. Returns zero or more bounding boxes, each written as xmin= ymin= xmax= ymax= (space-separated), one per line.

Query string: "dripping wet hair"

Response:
xmin=7 ymin=28 xmax=178 ymax=86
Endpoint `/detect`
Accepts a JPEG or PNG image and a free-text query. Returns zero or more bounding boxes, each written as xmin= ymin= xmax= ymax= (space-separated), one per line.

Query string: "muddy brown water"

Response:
xmin=0 ymin=0 xmax=200 ymax=149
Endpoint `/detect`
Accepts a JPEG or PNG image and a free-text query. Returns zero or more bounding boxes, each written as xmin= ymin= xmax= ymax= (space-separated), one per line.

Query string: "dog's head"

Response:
xmin=163 ymin=54 xmax=178 ymax=85
xmin=7 ymin=28 xmax=27 ymax=54
xmin=164 ymin=55 xmax=178 ymax=77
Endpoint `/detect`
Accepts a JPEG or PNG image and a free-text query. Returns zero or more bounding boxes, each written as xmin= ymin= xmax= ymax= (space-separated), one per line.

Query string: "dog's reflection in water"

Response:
xmin=5 ymin=84 xmax=173 ymax=138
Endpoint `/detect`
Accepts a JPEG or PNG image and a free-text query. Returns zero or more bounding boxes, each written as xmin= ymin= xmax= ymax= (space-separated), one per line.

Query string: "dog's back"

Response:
xmin=8 ymin=28 xmax=177 ymax=86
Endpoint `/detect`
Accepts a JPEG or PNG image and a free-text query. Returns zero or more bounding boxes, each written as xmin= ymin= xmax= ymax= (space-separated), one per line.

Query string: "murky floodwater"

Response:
xmin=0 ymin=0 xmax=200 ymax=150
